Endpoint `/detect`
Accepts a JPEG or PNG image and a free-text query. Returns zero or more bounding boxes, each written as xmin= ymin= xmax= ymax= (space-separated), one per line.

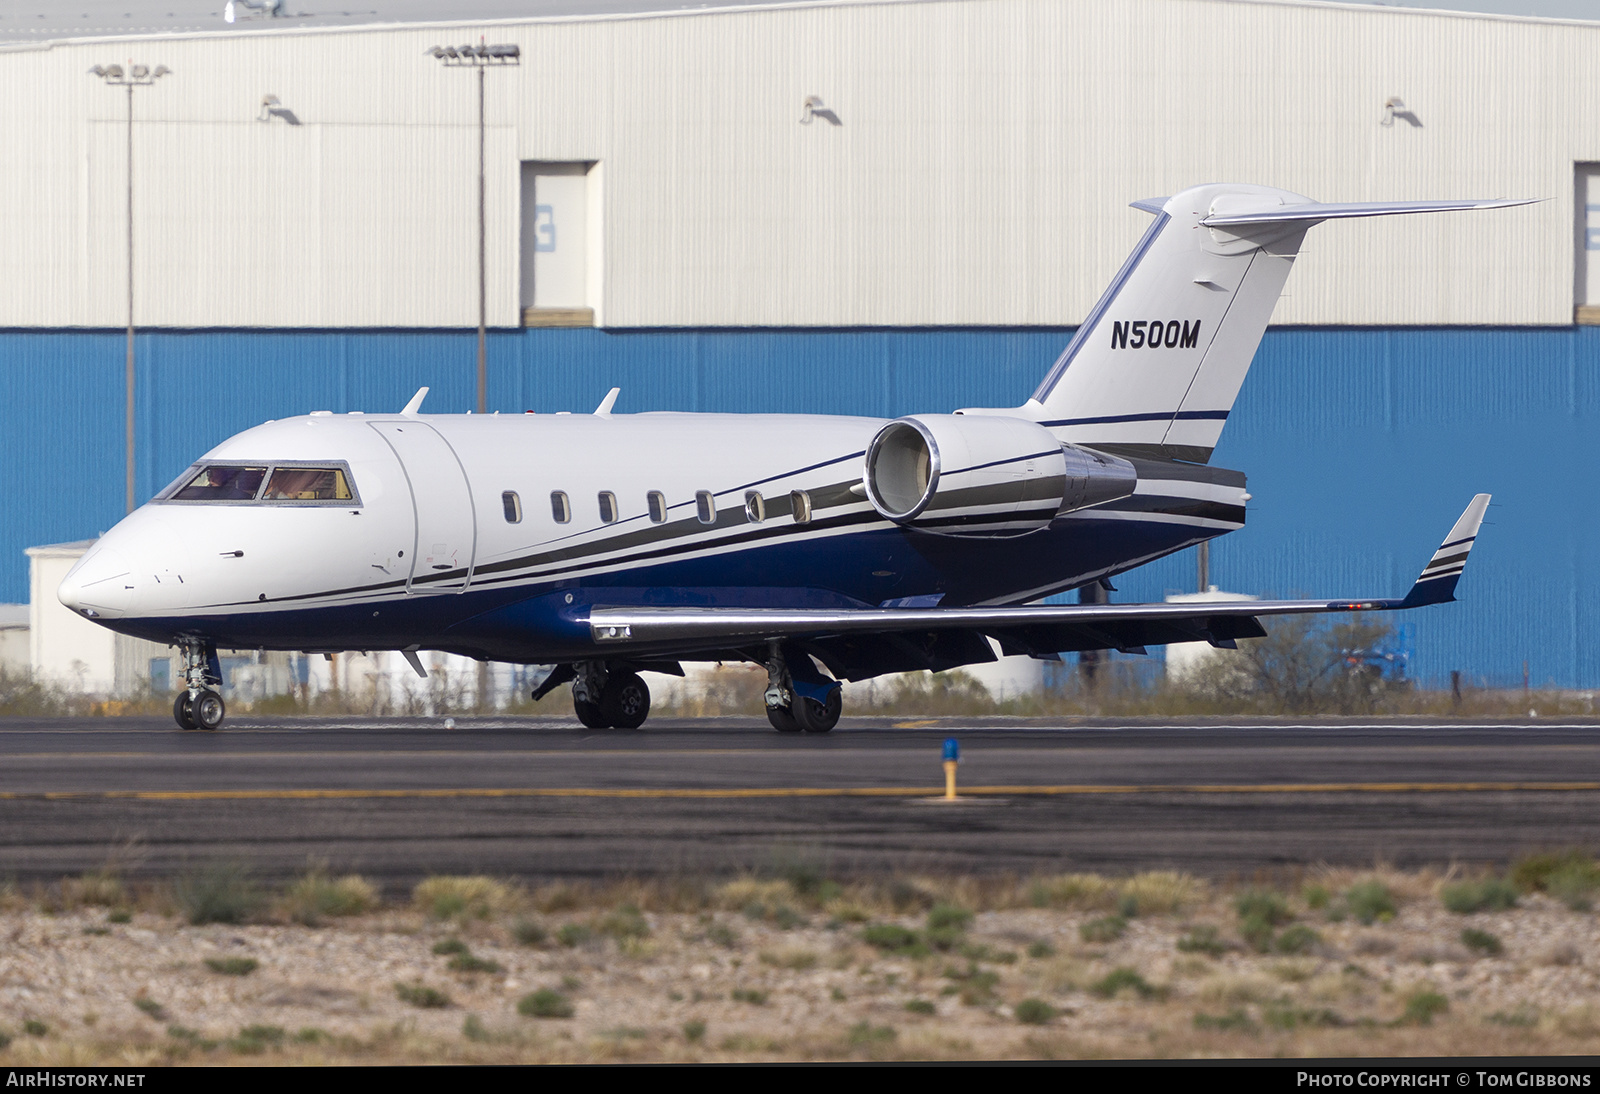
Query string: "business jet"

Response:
xmin=57 ymin=183 xmax=1525 ymax=732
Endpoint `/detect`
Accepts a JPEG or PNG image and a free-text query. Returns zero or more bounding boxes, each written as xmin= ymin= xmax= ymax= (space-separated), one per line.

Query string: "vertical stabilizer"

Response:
xmin=960 ymin=185 xmax=1534 ymax=463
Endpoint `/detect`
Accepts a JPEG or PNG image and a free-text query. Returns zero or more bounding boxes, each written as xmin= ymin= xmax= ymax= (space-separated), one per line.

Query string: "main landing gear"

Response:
xmin=173 ymin=639 xmax=226 ymax=731
xmin=569 ymin=662 xmax=651 ymax=730
xmin=764 ymin=642 xmax=841 ymax=734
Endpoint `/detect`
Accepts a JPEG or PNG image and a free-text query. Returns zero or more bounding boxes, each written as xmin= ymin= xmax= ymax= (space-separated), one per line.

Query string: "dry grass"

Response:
xmin=3 ymin=863 xmax=1600 ymax=1062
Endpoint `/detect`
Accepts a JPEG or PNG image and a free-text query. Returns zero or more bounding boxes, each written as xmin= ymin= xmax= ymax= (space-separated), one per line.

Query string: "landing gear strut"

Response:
xmin=570 ymin=662 xmax=651 ymax=730
xmin=173 ymin=639 xmax=225 ymax=731
xmin=764 ymin=642 xmax=841 ymax=734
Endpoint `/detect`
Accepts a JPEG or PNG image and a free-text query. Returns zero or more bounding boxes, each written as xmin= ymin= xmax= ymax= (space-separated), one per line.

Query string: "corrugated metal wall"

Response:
xmin=0 ymin=0 xmax=1592 ymax=329
xmin=7 ymin=323 xmax=1596 ymax=687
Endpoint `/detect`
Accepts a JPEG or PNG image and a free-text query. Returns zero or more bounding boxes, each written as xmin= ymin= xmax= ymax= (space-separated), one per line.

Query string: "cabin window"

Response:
xmin=598 ymin=491 xmax=618 ymax=524
xmin=262 ymin=467 xmax=354 ymax=501
xmin=744 ymin=491 xmax=765 ymax=523
xmin=791 ymin=489 xmax=812 ymax=524
xmin=502 ymin=491 xmax=522 ymax=523
xmin=647 ymin=491 xmax=668 ymax=524
xmin=172 ymin=465 xmax=268 ymax=501
xmin=695 ymin=491 xmax=716 ymax=525
xmin=551 ymin=491 xmax=571 ymax=523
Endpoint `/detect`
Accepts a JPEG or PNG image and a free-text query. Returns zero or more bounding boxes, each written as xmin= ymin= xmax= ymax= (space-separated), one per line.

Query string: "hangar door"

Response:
xmin=521 ymin=161 xmax=595 ymax=319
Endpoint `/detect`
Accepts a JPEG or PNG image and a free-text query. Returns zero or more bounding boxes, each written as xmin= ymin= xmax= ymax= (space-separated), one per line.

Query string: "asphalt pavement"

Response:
xmin=1 ymin=715 xmax=1597 ymax=885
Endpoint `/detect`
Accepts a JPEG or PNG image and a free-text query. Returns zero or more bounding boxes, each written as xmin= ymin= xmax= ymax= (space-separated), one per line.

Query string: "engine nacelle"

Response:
xmin=863 ymin=414 xmax=1136 ymax=536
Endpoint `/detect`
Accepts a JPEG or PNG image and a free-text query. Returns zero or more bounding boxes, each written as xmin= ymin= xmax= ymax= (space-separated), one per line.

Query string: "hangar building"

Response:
xmin=1 ymin=0 xmax=1597 ymax=689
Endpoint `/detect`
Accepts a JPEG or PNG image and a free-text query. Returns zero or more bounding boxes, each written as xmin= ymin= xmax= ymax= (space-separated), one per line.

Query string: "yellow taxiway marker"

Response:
xmin=3 ymin=781 xmax=1600 ymax=802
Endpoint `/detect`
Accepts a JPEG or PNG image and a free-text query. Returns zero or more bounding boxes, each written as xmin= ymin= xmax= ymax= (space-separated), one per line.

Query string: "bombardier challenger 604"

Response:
xmin=58 ymin=184 xmax=1522 ymax=731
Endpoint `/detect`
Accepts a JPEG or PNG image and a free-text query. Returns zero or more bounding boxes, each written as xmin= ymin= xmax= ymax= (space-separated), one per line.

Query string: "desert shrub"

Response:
xmin=133 ymin=997 xmax=167 ymax=1021
xmin=1272 ymin=924 xmax=1321 ymax=955
xmin=1441 ymin=879 xmax=1518 ymax=914
xmin=1014 ymin=998 xmax=1057 ymax=1025
xmin=1120 ymin=871 xmax=1202 ymax=915
xmin=413 ymin=876 xmax=515 ymax=920
xmin=863 ymin=923 xmax=926 ymax=956
xmin=432 ymin=937 xmax=469 ymax=956
xmin=847 ymin=1022 xmax=897 ymax=1046
xmin=1265 ymin=1005 xmax=1345 ymax=1030
xmin=925 ymin=904 xmax=973 ymax=950
xmin=395 ymin=982 xmax=451 ymax=1008
xmin=448 ymin=952 xmax=502 ymax=974
xmin=1079 ymin=915 xmax=1127 ymax=943
xmin=512 ymin=918 xmax=547 ymax=946
xmin=228 ymin=1025 xmax=285 ymax=1054
xmin=1234 ymin=890 xmax=1292 ymax=926
xmin=731 ymin=988 xmax=768 ymax=1006
xmin=1346 ymin=880 xmax=1397 ymax=925
xmin=1027 ymin=940 xmax=1056 ymax=959
xmin=1547 ymin=862 xmax=1600 ymax=912
xmin=1461 ymin=928 xmax=1504 ymax=957
xmin=204 ymin=956 xmax=258 ymax=976
xmin=1194 ymin=1009 xmax=1258 ymax=1033
xmin=682 ymin=1019 xmax=706 ymax=1043
xmin=1091 ymin=967 xmax=1160 ymax=999
xmin=62 ymin=871 xmax=125 ymax=909
xmin=518 ymin=989 xmax=573 ymax=1018
xmin=1029 ymin=873 xmax=1116 ymax=911
xmin=597 ymin=904 xmax=650 ymax=940
xmin=173 ymin=862 xmax=260 ymax=925
xmin=556 ymin=923 xmax=593 ymax=947
xmin=1401 ymin=990 xmax=1449 ymax=1026
xmin=1177 ymin=926 xmax=1227 ymax=957
xmin=1510 ymin=850 xmax=1597 ymax=893
xmin=904 ymin=999 xmax=936 ymax=1016
xmin=283 ymin=870 xmax=376 ymax=925
xmin=22 ymin=1020 xmax=47 ymax=1036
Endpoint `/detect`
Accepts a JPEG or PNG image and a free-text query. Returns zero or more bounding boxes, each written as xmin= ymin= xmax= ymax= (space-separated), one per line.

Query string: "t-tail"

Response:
xmin=963 ymin=184 xmax=1534 ymax=463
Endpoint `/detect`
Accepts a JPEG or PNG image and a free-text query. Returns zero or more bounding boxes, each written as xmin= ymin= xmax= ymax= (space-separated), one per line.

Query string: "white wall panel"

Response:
xmin=0 ymin=0 xmax=1593 ymax=328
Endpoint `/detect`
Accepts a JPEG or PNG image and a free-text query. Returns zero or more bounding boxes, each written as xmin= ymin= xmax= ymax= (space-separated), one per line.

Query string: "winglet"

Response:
xmin=1398 ymin=494 xmax=1491 ymax=608
xmin=400 ymin=387 xmax=429 ymax=416
xmin=594 ymin=387 xmax=620 ymax=416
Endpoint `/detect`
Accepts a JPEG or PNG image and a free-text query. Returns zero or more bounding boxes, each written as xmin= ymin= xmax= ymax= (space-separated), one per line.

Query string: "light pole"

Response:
xmin=427 ymin=41 xmax=520 ymax=416
xmin=90 ymin=61 xmax=171 ymax=515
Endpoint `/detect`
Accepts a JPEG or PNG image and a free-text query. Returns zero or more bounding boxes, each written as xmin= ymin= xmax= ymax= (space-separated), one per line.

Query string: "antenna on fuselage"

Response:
xmin=400 ymin=387 xmax=429 ymax=416
xmin=593 ymin=387 xmax=620 ymax=417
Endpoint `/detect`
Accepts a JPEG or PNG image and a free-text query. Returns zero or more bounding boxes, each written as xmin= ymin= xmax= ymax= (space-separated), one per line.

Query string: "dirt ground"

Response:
xmin=2 ymin=867 xmax=1599 ymax=1063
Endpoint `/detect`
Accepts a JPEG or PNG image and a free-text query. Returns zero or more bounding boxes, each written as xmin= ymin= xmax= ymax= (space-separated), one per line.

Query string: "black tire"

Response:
xmin=766 ymin=705 xmax=802 ymax=733
xmin=173 ymin=691 xmax=197 ymax=731
xmin=192 ymin=689 xmax=226 ymax=731
xmin=573 ymin=696 xmax=610 ymax=729
xmin=601 ymin=671 xmax=651 ymax=730
xmin=792 ymin=689 xmax=841 ymax=733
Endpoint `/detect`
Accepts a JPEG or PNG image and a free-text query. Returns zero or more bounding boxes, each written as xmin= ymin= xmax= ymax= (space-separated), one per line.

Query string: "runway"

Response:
xmin=2 ymin=716 xmax=1598 ymax=885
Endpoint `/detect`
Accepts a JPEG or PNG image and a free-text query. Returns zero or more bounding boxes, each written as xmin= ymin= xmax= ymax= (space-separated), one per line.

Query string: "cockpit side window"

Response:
xmin=171 ymin=465 xmax=268 ymax=501
xmin=262 ymin=467 xmax=353 ymax=501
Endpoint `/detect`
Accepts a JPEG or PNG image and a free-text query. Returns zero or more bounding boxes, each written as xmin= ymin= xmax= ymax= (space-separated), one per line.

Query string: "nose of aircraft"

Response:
xmin=58 ymin=546 xmax=134 ymax=619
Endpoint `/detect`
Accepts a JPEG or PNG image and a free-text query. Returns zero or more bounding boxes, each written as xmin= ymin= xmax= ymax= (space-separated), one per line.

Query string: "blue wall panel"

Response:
xmin=4 ymin=323 xmax=1595 ymax=688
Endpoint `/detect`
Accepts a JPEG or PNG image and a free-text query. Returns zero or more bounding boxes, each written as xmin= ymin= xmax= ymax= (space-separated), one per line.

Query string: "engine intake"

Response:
xmin=864 ymin=415 xmax=1135 ymax=536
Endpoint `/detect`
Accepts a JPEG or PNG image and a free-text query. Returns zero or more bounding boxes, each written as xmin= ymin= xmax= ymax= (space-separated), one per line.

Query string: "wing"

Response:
xmin=586 ymin=495 xmax=1490 ymax=678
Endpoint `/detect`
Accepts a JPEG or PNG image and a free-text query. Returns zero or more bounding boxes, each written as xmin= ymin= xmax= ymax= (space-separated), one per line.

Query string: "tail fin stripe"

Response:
xmin=1039 ymin=409 xmax=1228 ymax=429
xmin=1033 ymin=212 xmax=1171 ymax=403
xmin=1436 ymin=535 xmax=1478 ymax=551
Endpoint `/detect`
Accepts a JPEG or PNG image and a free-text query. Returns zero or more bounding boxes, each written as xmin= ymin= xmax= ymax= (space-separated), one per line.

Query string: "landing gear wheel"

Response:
xmin=766 ymin=705 xmax=802 ymax=733
xmin=601 ymin=671 xmax=651 ymax=730
xmin=173 ymin=691 xmax=197 ymax=731
xmin=792 ymin=689 xmax=841 ymax=734
xmin=192 ymin=689 xmax=226 ymax=731
xmin=573 ymin=696 xmax=610 ymax=729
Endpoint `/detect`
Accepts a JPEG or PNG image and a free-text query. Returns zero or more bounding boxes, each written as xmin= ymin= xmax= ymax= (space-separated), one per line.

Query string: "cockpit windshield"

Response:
xmin=159 ymin=464 xmax=358 ymax=505
xmin=171 ymin=466 xmax=267 ymax=500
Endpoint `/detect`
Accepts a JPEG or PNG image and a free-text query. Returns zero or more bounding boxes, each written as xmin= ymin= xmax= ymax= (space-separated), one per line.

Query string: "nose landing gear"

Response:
xmin=173 ymin=639 xmax=225 ymax=731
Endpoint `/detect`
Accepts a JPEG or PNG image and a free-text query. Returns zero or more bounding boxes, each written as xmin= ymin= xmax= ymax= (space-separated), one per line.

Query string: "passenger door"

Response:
xmin=368 ymin=421 xmax=476 ymax=594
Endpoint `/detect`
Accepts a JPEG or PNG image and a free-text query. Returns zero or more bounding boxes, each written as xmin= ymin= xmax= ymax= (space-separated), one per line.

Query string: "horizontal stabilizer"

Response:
xmin=1200 ymin=198 xmax=1537 ymax=227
